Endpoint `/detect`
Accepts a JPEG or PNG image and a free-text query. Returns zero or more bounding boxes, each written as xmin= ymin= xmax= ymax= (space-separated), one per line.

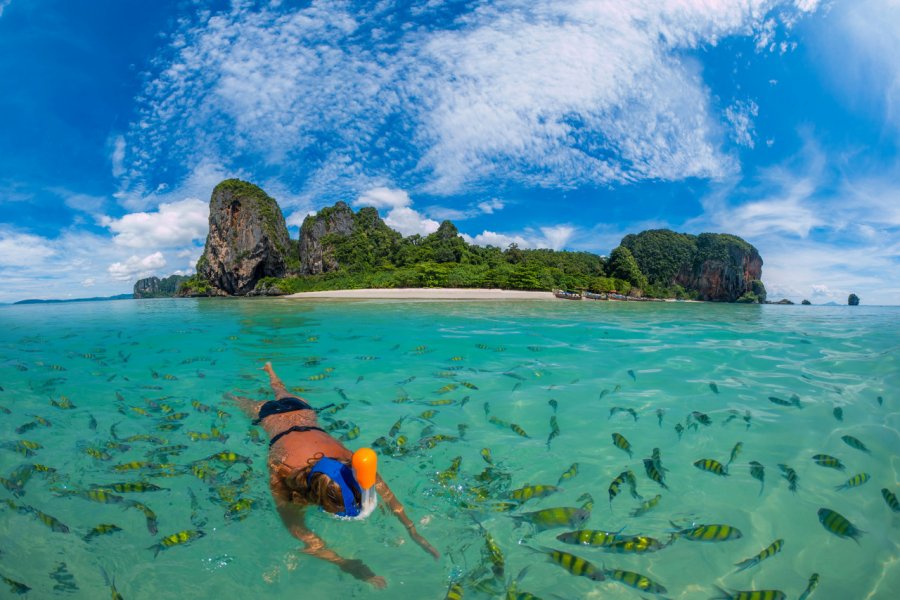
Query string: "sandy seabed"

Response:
xmin=284 ymin=287 xmax=557 ymax=300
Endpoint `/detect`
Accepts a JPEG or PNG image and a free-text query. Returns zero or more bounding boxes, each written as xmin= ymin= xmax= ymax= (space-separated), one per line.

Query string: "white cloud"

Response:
xmin=124 ymin=0 xmax=821 ymax=199
xmin=477 ymin=199 xmax=505 ymax=214
xmin=355 ymin=187 xmax=411 ymax=210
xmin=101 ymin=198 xmax=208 ymax=249
xmin=383 ymin=206 xmax=440 ymax=237
xmin=81 ymin=278 xmax=96 ymax=287
xmin=111 ymin=135 xmax=126 ymax=178
xmin=539 ymin=225 xmax=576 ymax=251
xmin=0 ymin=230 xmax=55 ymax=267
xmin=285 ymin=210 xmax=314 ymax=229
xmin=0 ymin=1 xmax=10 ymax=18
xmin=108 ymin=252 xmax=166 ymax=282
xmin=462 ymin=230 xmax=533 ymax=249
xmin=725 ymin=100 xmax=759 ymax=149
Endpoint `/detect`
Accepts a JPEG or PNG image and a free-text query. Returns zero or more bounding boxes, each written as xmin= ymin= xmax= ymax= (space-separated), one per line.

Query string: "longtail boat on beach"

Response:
xmin=553 ymin=289 xmax=583 ymax=300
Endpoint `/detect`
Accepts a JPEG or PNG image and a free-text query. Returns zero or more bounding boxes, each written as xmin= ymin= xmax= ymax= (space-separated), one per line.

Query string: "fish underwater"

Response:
xmin=734 ymin=538 xmax=784 ymax=571
xmin=817 ymin=508 xmax=863 ymax=542
xmin=511 ymin=507 xmax=590 ymax=531
xmin=670 ymin=522 xmax=743 ymax=542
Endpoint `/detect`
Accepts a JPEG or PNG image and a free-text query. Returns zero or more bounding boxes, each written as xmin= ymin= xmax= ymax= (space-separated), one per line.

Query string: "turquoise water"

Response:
xmin=0 ymin=298 xmax=897 ymax=599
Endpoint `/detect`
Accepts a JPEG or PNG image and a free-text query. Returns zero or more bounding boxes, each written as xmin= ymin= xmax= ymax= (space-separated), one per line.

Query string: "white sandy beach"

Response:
xmin=285 ymin=287 xmax=557 ymax=300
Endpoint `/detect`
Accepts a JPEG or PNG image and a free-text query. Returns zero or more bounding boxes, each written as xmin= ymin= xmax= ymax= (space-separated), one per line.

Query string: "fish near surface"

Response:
xmin=711 ymin=586 xmax=786 ymax=600
xmin=670 ymin=522 xmax=743 ymax=542
xmin=817 ymin=508 xmax=863 ymax=542
xmin=694 ymin=458 xmax=729 ymax=476
xmin=511 ymin=506 xmax=590 ymax=531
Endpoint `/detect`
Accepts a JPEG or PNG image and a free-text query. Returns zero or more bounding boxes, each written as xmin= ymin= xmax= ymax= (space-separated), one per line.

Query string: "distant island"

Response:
xmin=15 ymin=294 xmax=133 ymax=305
xmin=135 ymin=179 xmax=767 ymax=303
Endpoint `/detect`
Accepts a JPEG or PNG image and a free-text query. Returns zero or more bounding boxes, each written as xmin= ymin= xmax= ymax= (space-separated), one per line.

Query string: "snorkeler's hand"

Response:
xmin=409 ymin=528 xmax=440 ymax=560
xmin=339 ymin=558 xmax=384 ymax=587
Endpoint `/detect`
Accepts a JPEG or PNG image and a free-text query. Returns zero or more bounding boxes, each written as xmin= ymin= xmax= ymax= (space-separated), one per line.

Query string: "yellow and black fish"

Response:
xmin=630 ymin=493 xmax=662 ymax=517
xmin=26 ymin=506 xmax=70 ymax=532
xmin=512 ymin=507 xmax=590 ymax=532
xmin=840 ymin=435 xmax=870 ymax=454
xmin=712 ymin=586 xmax=786 ymax=600
xmin=444 ymin=581 xmax=463 ymax=600
xmin=798 ymin=573 xmax=819 ymax=600
xmin=0 ymin=573 xmax=31 ymax=595
xmin=542 ymin=547 xmax=604 ymax=581
xmin=546 ymin=415 xmax=560 ymax=448
xmin=882 ymin=488 xmax=900 ymax=512
xmin=817 ymin=508 xmax=863 ymax=542
xmin=611 ymin=433 xmax=632 ymax=457
xmin=734 ymin=539 xmax=784 ymax=571
xmin=149 ymin=529 xmax=205 ymax=556
xmin=83 ymin=523 xmax=123 ymax=542
xmin=778 ymin=463 xmax=798 ymax=492
xmin=694 ymin=458 xmax=729 ymax=476
xmin=835 ymin=472 xmax=870 ymax=491
xmin=603 ymin=568 xmax=667 ymax=594
xmin=225 ymin=498 xmax=255 ymax=521
xmin=608 ymin=471 xmax=628 ymax=505
xmin=602 ymin=536 xmax=669 ymax=554
xmin=555 ymin=529 xmax=628 ymax=547
xmin=727 ymin=441 xmax=743 ymax=467
xmin=557 ymin=462 xmax=578 ymax=485
xmin=812 ymin=454 xmax=845 ymax=471
xmin=508 ymin=484 xmax=559 ymax=503
xmin=643 ymin=458 xmax=668 ymax=489
xmin=670 ymin=522 xmax=743 ymax=542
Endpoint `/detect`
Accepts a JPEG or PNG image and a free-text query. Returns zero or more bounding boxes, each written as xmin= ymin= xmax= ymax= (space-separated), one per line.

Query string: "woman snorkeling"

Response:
xmin=231 ymin=362 xmax=438 ymax=588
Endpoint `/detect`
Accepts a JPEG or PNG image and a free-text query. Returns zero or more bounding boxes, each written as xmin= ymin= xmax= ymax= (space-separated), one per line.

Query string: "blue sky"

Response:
xmin=1 ymin=0 xmax=898 ymax=304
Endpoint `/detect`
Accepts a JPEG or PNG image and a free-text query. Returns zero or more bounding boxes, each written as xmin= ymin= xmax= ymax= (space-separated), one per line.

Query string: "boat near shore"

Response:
xmin=552 ymin=289 xmax=582 ymax=300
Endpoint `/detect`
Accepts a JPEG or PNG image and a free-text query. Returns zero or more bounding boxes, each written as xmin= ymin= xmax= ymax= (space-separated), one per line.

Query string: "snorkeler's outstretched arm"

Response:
xmin=225 ymin=392 xmax=263 ymax=419
xmin=374 ymin=476 xmax=440 ymax=559
xmin=271 ymin=482 xmax=386 ymax=588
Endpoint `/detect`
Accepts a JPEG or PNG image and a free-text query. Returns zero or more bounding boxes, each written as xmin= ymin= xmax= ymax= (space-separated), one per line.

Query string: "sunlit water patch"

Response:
xmin=0 ymin=299 xmax=897 ymax=599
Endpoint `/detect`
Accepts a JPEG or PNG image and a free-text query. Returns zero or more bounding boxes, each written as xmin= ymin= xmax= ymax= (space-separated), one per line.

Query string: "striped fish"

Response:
xmin=603 ymin=568 xmax=667 ymax=594
xmin=0 ymin=573 xmax=30 ymax=595
xmin=543 ymin=548 xmax=604 ymax=581
xmin=694 ymin=458 xmax=729 ymax=476
xmin=630 ymin=494 xmax=662 ymax=517
xmin=835 ymin=472 xmax=870 ymax=491
xmin=557 ymin=462 xmax=578 ymax=485
xmin=149 ymin=529 xmax=205 ymax=556
xmin=778 ymin=464 xmax=798 ymax=492
xmin=444 ymin=581 xmax=463 ymax=600
xmin=556 ymin=529 xmax=628 ymax=547
xmin=811 ymin=454 xmax=845 ymax=471
xmin=670 ymin=522 xmax=743 ymax=542
xmin=817 ymin=508 xmax=863 ymax=542
xmin=611 ymin=433 xmax=632 ymax=457
xmin=546 ymin=415 xmax=560 ymax=448
xmin=83 ymin=523 xmax=123 ymax=542
xmin=643 ymin=458 xmax=668 ymax=489
xmin=712 ymin=587 xmax=786 ymax=600
xmin=727 ymin=441 xmax=743 ymax=467
xmin=602 ymin=535 xmax=669 ymax=554
xmin=608 ymin=471 xmax=628 ymax=504
xmin=509 ymin=485 xmax=559 ymax=503
xmin=840 ymin=435 xmax=870 ymax=454
xmin=734 ymin=538 xmax=784 ymax=571
xmin=511 ymin=507 xmax=589 ymax=531
xmin=882 ymin=488 xmax=900 ymax=512
xmin=749 ymin=461 xmax=765 ymax=495
xmin=798 ymin=573 xmax=819 ymax=600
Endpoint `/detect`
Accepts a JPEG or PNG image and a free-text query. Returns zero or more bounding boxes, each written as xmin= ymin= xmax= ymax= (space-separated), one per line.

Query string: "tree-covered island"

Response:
xmin=142 ymin=179 xmax=766 ymax=302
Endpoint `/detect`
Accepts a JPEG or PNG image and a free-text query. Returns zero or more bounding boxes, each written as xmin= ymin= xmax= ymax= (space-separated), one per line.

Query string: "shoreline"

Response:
xmin=284 ymin=287 xmax=557 ymax=300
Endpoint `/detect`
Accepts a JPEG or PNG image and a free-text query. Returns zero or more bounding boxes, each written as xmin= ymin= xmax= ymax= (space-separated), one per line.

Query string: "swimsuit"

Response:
xmin=254 ymin=397 xmax=332 ymax=446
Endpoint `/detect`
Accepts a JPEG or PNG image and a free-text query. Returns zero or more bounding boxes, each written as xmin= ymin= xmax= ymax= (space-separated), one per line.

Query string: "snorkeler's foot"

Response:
xmin=367 ymin=576 xmax=387 ymax=589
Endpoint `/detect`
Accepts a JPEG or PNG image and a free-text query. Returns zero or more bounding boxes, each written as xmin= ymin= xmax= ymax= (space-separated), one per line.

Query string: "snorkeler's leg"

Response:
xmin=270 ymin=477 xmax=386 ymax=588
xmin=263 ymin=362 xmax=294 ymax=400
xmin=224 ymin=392 xmax=265 ymax=419
xmin=375 ymin=476 xmax=439 ymax=559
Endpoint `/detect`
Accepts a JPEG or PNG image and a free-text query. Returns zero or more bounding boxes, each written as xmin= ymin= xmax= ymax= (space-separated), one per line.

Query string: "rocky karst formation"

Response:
xmin=621 ymin=230 xmax=763 ymax=302
xmin=133 ymin=275 xmax=188 ymax=298
xmin=194 ymin=179 xmax=293 ymax=295
xmin=299 ymin=201 xmax=355 ymax=275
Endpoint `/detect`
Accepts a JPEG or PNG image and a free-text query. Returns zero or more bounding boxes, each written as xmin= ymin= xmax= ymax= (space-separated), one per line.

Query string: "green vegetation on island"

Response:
xmin=174 ymin=179 xmax=765 ymax=302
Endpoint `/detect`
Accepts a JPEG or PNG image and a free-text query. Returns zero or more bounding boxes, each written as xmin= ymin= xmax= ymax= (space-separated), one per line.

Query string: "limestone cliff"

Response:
xmin=134 ymin=275 xmax=189 ymax=298
xmin=194 ymin=179 xmax=293 ymax=295
xmin=299 ymin=201 xmax=354 ymax=275
xmin=621 ymin=230 xmax=763 ymax=302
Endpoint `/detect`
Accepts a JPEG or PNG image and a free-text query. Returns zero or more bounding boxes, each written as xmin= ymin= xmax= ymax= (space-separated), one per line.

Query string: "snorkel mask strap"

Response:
xmin=307 ymin=457 xmax=362 ymax=517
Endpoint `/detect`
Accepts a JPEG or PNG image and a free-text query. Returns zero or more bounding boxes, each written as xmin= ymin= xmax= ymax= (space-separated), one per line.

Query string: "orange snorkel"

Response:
xmin=351 ymin=447 xmax=378 ymax=518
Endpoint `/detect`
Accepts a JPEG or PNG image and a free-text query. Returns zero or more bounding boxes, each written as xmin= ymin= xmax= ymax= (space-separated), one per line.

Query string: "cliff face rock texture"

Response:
xmin=133 ymin=275 xmax=188 ymax=298
xmin=299 ymin=201 xmax=355 ymax=275
xmin=621 ymin=230 xmax=763 ymax=302
xmin=196 ymin=179 xmax=292 ymax=295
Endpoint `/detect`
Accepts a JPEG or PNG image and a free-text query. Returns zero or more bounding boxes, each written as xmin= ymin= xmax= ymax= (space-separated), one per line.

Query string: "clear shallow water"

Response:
xmin=0 ymin=298 xmax=897 ymax=599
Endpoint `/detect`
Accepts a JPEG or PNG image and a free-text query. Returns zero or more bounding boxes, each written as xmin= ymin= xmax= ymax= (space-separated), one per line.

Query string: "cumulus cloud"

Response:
xmin=462 ymin=230 xmax=533 ymax=249
xmin=462 ymin=223 xmax=578 ymax=250
xmin=101 ymin=198 xmax=208 ymax=249
xmin=384 ymin=206 xmax=440 ymax=237
xmin=354 ymin=187 xmax=411 ymax=210
xmin=123 ymin=0 xmax=821 ymax=200
xmin=0 ymin=230 xmax=55 ymax=267
xmin=108 ymin=252 xmax=166 ymax=281
xmin=477 ymin=199 xmax=504 ymax=214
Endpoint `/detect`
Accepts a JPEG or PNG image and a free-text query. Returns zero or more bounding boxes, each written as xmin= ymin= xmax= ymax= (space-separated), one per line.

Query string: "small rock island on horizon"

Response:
xmin=134 ymin=179 xmax=766 ymax=303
